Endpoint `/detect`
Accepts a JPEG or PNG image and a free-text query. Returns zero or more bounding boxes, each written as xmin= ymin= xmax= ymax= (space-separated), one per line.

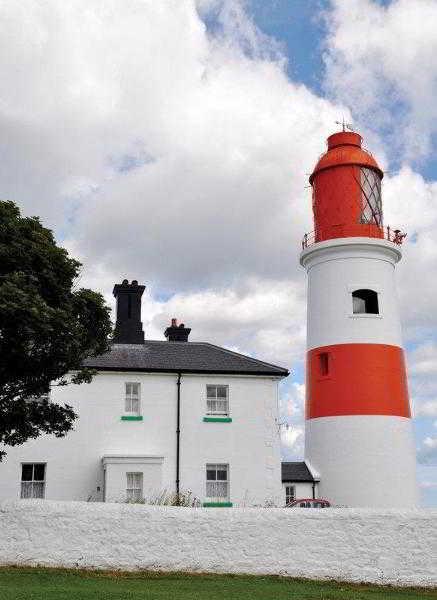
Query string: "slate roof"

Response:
xmin=83 ymin=342 xmax=289 ymax=377
xmin=282 ymin=462 xmax=316 ymax=482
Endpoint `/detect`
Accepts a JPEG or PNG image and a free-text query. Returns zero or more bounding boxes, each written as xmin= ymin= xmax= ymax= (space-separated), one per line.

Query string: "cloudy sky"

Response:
xmin=2 ymin=0 xmax=437 ymax=506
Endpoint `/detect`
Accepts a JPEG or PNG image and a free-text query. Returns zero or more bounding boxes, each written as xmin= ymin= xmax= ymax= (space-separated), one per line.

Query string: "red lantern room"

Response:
xmin=307 ymin=131 xmax=385 ymax=244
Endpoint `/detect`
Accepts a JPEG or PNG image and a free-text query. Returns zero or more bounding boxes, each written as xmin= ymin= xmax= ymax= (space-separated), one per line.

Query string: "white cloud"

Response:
xmin=279 ymin=382 xmax=306 ymax=459
xmin=409 ymin=342 xmax=437 ymax=377
xmin=281 ymin=425 xmax=303 ymax=455
xmin=407 ymin=342 xmax=437 ymax=418
xmin=419 ymin=481 xmax=437 ymax=490
xmin=325 ymin=0 xmax=437 ymax=161
xmin=152 ymin=278 xmax=306 ymax=366
xmin=418 ymin=436 xmax=437 ymax=465
xmin=416 ymin=402 xmax=437 ymax=418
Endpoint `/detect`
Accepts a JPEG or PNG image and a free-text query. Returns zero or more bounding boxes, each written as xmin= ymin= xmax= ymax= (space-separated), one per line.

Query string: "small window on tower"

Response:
xmin=352 ymin=289 xmax=379 ymax=315
xmin=319 ymin=353 xmax=329 ymax=376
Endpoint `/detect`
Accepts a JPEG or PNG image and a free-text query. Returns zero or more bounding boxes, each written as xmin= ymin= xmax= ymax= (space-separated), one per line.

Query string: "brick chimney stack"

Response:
xmin=164 ymin=318 xmax=191 ymax=342
xmin=112 ymin=280 xmax=145 ymax=344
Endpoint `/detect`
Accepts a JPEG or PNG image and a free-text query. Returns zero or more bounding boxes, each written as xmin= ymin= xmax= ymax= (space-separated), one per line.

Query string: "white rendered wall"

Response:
xmin=301 ymin=238 xmax=403 ymax=350
xmin=0 ymin=500 xmax=435 ymax=587
xmin=180 ymin=375 xmax=282 ymax=506
xmin=305 ymin=416 xmax=418 ymax=507
xmin=282 ymin=482 xmax=316 ymax=502
xmin=0 ymin=372 xmax=282 ymax=506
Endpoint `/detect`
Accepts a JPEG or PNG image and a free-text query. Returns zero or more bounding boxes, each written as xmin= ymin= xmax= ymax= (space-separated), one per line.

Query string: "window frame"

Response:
xmin=20 ymin=462 xmax=46 ymax=499
xmin=348 ymin=285 xmax=383 ymax=319
xmin=205 ymin=384 xmax=230 ymax=417
xmin=285 ymin=484 xmax=296 ymax=505
xmin=126 ymin=472 xmax=143 ymax=502
xmin=205 ymin=463 xmax=229 ymax=502
xmin=124 ymin=382 xmax=141 ymax=416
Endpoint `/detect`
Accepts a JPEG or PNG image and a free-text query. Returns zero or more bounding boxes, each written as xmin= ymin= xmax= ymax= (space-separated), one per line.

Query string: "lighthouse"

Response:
xmin=301 ymin=129 xmax=417 ymax=508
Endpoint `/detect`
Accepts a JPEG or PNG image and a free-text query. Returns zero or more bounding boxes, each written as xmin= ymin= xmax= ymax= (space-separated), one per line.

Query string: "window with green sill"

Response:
xmin=204 ymin=463 xmax=231 ymax=506
xmin=205 ymin=384 xmax=229 ymax=418
xmin=123 ymin=381 xmax=142 ymax=419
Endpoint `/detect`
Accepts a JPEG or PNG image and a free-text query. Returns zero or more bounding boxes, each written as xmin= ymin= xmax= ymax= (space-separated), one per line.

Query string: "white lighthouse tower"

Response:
xmin=301 ymin=130 xmax=417 ymax=508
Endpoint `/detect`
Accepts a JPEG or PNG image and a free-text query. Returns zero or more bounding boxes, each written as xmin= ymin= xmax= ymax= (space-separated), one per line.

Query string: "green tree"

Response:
xmin=0 ymin=201 xmax=112 ymax=458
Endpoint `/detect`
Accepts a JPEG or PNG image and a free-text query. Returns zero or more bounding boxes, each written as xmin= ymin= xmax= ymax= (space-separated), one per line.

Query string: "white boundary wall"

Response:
xmin=0 ymin=501 xmax=436 ymax=587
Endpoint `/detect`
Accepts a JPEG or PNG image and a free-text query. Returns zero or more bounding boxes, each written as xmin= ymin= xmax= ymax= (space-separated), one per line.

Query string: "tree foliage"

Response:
xmin=0 ymin=201 xmax=112 ymax=457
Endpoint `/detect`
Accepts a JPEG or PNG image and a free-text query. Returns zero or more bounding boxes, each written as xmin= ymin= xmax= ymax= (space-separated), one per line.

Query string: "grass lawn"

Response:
xmin=0 ymin=568 xmax=435 ymax=600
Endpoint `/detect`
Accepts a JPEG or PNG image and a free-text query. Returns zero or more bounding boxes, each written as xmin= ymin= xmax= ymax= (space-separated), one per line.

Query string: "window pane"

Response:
xmin=33 ymin=464 xmax=45 ymax=481
xmin=126 ymin=383 xmax=132 ymax=396
xmin=206 ymin=386 xmax=216 ymax=399
xmin=207 ymin=398 xmax=229 ymax=415
xmin=216 ymin=386 xmax=227 ymax=399
xmin=217 ymin=400 xmax=228 ymax=413
xmin=206 ymin=469 xmax=216 ymax=481
xmin=131 ymin=398 xmax=140 ymax=414
xmin=131 ymin=383 xmax=140 ymax=398
xmin=32 ymin=482 xmax=45 ymax=498
xmin=360 ymin=168 xmax=382 ymax=226
xmin=21 ymin=482 xmax=33 ymax=498
xmin=21 ymin=464 xmax=33 ymax=481
xmin=217 ymin=469 xmax=228 ymax=481
xmin=206 ymin=481 xmax=228 ymax=498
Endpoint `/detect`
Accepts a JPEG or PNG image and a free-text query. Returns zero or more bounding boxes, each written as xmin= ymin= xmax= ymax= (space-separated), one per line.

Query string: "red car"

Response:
xmin=286 ymin=498 xmax=331 ymax=508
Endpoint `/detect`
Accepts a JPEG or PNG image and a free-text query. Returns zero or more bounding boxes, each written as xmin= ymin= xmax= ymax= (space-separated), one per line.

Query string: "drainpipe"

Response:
xmin=176 ymin=373 xmax=182 ymax=502
xmin=312 ymin=481 xmax=316 ymax=499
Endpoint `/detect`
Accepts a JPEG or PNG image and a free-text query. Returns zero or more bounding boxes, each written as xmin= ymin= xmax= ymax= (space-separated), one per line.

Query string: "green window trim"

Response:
xmin=121 ymin=415 xmax=143 ymax=421
xmin=203 ymin=417 xmax=232 ymax=423
xmin=202 ymin=502 xmax=233 ymax=507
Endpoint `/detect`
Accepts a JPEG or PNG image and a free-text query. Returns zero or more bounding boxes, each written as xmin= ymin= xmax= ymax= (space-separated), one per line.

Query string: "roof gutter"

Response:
xmin=87 ymin=366 xmax=289 ymax=377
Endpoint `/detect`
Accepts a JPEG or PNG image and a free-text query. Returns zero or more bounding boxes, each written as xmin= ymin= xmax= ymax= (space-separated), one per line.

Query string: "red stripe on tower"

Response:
xmin=306 ymin=344 xmax=410 ymax=419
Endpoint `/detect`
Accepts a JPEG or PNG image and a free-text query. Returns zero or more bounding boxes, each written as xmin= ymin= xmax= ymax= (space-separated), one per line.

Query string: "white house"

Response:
xmin=281 ymin=462 xmax=320 ymax=505
xmin=0 ymin=280 xmax=289 ymax=507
